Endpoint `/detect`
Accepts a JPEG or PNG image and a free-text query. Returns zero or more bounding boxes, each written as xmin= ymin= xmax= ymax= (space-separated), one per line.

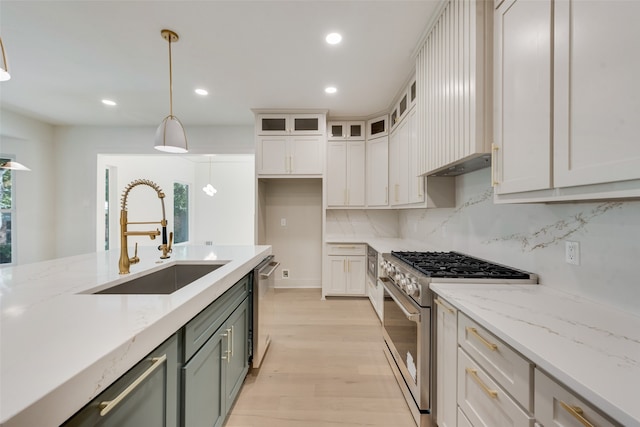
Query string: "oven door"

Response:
xmin=382 ymin=280 xmax=431 ymax=410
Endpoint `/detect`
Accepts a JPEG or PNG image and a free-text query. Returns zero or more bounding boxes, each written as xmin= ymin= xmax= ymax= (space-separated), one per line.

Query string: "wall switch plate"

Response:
xmin=282 ymin=269 xmax=289 ymax=279
xmin=565 ymin=241 xmax=580 ymax=265
xmin=280 ymin=218 xmax=287 ymax=226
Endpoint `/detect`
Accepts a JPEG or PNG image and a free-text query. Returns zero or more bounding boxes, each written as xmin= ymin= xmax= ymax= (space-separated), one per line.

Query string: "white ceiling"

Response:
xmin=0 ymin=1 xmax=443 ymax=127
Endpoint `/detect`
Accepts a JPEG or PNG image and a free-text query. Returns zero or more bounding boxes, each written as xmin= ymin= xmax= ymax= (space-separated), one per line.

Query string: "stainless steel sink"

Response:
xmin=93 ymin=263 xmax=227 ymax=294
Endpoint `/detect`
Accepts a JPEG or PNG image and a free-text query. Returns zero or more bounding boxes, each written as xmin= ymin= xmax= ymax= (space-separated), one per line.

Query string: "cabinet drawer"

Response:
xmin=458 ymin=406 xmax=472 ymax=427
xmin=458 ymin=313 xmax=533 ymax=410
xmin=458 ymin=349 xmax=534 ymax=427
xmin=534 ymin=369 xmax=621 ymax=427
xmin=184 ymin=275 xmax=249 ymax=361
xmin=326 ymin=244 xmax=366 ymax=256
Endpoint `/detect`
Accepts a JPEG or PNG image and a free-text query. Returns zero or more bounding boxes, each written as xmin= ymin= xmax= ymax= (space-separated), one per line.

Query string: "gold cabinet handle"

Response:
xmin=99 ymin=355 xmax=167 ymax=416
xmin=337 ymin=245 xmax=357 ymax=249
xmin=559 ymin=400 xmax=595 ymax=427
xmin=434 ymin=298 xmax=454 ymax=314
xmin=465 ymin=367 xmax=498 ymax=399
xmin=230 ymin=325 xmax=234 ymax=358
xmin=491 ymin=143 xmax=499 ymax=187
xmin=466 ymin=327 xmax=498 ymax=351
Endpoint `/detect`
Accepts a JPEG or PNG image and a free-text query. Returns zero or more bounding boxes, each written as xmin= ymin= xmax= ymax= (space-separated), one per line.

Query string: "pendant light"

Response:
xmin=0 ymin=36 xmax=11 ymax=81
xmin=154 ymin=29 xmax=188 ymax=153
xmin=202 ymin=156 xmax=217 ymax=197
xmin=0 ymin=160 xmax=30 ymax=171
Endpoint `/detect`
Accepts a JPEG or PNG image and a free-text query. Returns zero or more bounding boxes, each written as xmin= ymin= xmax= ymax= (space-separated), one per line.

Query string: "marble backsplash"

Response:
xmin=400 ymin=168 xmax=640 ymax=317
xmin=326 ymin=209 xmax=399 ymax=238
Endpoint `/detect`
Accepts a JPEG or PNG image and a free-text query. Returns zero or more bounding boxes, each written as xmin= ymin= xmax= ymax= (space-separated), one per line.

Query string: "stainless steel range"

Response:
xmin=379 ymin=251 xmax=537 ymax=427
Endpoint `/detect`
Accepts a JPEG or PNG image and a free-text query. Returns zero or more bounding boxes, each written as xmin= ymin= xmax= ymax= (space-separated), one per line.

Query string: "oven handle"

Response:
xmin=383 ymin=281 xmax=421 ymax=323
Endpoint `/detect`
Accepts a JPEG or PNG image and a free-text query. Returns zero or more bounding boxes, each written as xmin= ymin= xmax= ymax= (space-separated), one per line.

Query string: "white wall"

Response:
xmin=0 ymin=110 xmax=56 ymax=264
xmin=194 ymin=156 xmax=255 ymax=245
xmin=399 ymin=168 xmax=640 ymax=317
xmin=262 ymin=179 xmax=323 ymax=288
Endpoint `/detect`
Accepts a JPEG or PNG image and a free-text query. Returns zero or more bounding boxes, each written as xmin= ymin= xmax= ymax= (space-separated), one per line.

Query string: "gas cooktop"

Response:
xmin=391 ymin=251 xmax=532 ymax=280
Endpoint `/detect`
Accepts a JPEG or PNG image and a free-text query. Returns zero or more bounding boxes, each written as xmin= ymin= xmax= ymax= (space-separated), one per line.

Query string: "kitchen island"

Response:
xmin=431 ymin=283 xmax=640 ymax=427
xmin=0 ymin=245 xmax=271 ymax=427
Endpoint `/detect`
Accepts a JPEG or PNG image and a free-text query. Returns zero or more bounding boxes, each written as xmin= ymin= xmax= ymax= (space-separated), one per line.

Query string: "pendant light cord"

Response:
xmin=168 ymin=36 xmax=173 ymax=117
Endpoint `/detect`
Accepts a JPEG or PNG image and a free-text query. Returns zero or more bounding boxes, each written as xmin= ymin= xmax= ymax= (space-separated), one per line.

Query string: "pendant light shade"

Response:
xmin=0 ymin=160 xmax=30 ymax=171
xmin=154 ymin=29 xmax=188 ymax=153
xmin=0 ymin=36 xmax=11 ymax=81
xmin=155 ymin=115 xmax=188 ymax=153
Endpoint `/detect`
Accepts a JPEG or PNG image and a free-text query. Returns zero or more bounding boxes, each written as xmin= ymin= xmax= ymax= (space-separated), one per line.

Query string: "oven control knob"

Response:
xmin=405 ymin=280 xmax=420 ymax=297
xmin=395 ymin=272 xmax=405 ymax=283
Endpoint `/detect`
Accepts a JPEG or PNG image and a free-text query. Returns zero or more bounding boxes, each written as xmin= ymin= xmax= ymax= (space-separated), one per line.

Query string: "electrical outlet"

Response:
xmin=282 ymin=269 xmax=290 ymax=279
xmin=565 ymin=241 xmax=580 ymax=265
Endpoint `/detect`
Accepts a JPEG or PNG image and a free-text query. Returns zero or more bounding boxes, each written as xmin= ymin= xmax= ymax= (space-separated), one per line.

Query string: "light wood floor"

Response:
xmin=225 ymin=289 xmax=415 ymax=427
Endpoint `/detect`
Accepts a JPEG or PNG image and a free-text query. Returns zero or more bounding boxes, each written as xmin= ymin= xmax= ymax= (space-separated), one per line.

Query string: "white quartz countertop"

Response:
xmin=430 ymin=283 xmax=640 ymax=427
xmin=0 ymin=244 xmax=271 ymax=427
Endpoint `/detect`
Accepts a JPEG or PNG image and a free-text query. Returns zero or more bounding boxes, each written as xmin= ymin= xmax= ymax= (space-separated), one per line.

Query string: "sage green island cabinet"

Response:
xmin=63 ymin=272 xmax=252 ymax=427
xmin=62 ymin=333 xmax=180 ymax=427
xmin=182 ymin=274 xmax=250 ymax=427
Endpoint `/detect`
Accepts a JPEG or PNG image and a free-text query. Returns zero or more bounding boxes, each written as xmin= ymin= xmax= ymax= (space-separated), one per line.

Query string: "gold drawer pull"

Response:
xmin=559 ymin=400 xmax=595 ymax=427
xmin=434 ymin=298 xmax=454 ymax=314
xmin=467 ymin=326 xmax=498 ymax=351
xmin=99 ymin=355 xmax=167 ymax=416
xmin=466 ymin=367 xmax=498 ymax=399
xmin=337 ymin=245 xmax=357 ymax=249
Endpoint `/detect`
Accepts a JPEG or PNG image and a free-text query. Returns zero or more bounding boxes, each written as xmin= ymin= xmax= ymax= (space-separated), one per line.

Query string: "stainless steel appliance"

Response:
xmin=380 ymin=251 xmax=537 ymax=427
xmin=251 ymin=255 xmax=279 ymax=368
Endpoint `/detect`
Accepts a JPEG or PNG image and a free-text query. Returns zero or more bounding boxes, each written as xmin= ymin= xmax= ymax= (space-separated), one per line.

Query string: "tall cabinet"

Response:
xmin=326 ymin=121 xmax=366 ymax=207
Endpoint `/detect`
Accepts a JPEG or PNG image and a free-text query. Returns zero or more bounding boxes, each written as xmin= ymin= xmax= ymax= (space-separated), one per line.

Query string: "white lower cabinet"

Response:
xmin=458 ymin=407 xmax=473 ymax=427
xmin=458 ymin=314 xmax=533 ymax=410
xmin=534 ymin=369 xmax=621 ymax=427
xmin=431 ymin=296 xmax=621 ymax=427
xmin=458 ymin=349 xmax=534 ymax=427
xmin=323 ymin=244 xmax=366 ymax=297
xmin=435 ymin=297 xmax=458 ymax=427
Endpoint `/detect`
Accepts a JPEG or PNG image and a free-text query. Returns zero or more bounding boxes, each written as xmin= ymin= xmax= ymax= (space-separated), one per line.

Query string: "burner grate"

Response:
xmin=391 ymin=251 xmax=531 ymax=280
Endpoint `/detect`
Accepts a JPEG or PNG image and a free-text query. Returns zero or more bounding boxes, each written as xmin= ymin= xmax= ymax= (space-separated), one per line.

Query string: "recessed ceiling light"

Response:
xmin=195 ymin=88 xmax=209 ymax=96
xmin=326 ymin=33 xmax=342 ymax=45
xmin=325 ymin=86 xmax=337 ymax=94
xmin=101 ymin=99 xmax=117 ymax=106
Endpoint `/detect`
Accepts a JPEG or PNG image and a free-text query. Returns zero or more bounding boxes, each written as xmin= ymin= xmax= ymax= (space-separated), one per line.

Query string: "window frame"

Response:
xmin=1 ymin=156 xmax=17 ymax=265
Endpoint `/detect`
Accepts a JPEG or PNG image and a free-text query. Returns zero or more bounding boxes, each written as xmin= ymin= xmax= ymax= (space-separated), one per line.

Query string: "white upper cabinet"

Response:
xmin=389 ymin=117 xmax=410 ymax=206
xmin=366 ymin=115 xmax=389 ymax=140
xmin=366 ymin=136 xmax=389 ymax=207
xmin=416 ymin=0 xmax=493 ymax=176
xmin=327 ymin=121 xmax=365 ymax=141
xmin=553 ymin=0 xmax=640 ymax=188
xmin=493 ymin=0 xmax=552 ymax=195
xmin=255 ymin=112 xmax=326 ymax=177
xmin=326 ymin=140 xmax=365 ymax=207
xmin=494 ymin=0 xmax=640 ymax=202
xmin=257 ymin=135 xmax=324 ymax=176
xmin=257 ymin=113 xmax=325 ymax=136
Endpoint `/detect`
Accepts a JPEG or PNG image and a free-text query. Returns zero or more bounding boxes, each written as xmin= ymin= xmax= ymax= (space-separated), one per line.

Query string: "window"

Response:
xmin=1 ymin=158 xmax=15 ymax=264
xmin=173 ymin=182 xmax=189 ymax=244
